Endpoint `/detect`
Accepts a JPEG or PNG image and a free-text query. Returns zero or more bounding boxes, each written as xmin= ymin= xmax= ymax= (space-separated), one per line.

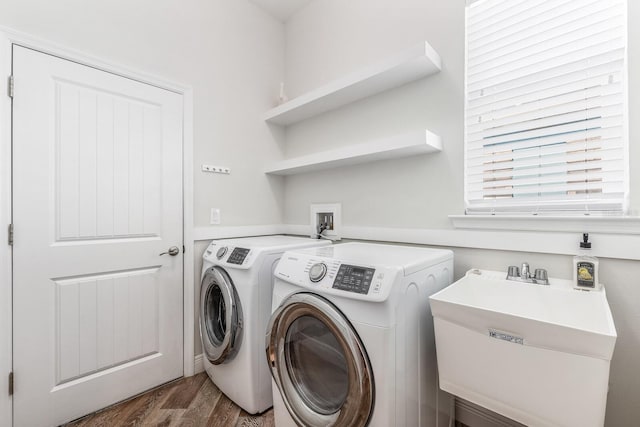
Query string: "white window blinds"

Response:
xmin=465 ymin=0 xmax=628 ymax=214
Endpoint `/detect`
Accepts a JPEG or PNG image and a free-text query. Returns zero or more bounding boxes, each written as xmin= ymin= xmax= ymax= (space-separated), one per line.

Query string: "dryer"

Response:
xmin=266 ymin=242 xmax=453 ymax=427
xmin=199 ymin=235 xmax=331 ymax=414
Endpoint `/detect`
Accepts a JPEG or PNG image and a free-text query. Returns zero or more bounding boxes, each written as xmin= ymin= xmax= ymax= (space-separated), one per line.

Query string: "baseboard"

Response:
xmin=456 ymin=398 xmax=525 ymax=427
xmin=194 ymin=354 xmax=204 ymax=374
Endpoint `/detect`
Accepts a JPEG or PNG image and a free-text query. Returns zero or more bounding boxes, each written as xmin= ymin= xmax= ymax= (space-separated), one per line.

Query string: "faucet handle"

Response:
xmin=534 ymin=268 xmax=549 ymax=284
xmin=521 ymin=262 xmax=530 ymax=279
xmin=507 ymin=265 xmax=520 ymax=278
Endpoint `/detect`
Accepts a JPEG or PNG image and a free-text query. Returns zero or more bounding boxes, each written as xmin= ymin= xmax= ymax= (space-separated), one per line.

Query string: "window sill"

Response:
xmin=449 ymin=215 xmax=640 ymax=235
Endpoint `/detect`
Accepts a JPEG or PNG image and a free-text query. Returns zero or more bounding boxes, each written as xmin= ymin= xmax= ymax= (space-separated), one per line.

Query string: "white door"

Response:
xmin=12 ymin=46 xmax=184 ymax=427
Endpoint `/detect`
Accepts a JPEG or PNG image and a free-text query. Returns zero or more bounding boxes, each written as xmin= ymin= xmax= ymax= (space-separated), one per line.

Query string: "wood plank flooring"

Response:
xmin=64 ymin=373 xmax=274 ymax=427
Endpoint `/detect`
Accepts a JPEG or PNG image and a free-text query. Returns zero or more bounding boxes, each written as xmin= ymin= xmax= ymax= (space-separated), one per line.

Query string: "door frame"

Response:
xmin=0 ymin=26 xmax=196 ymax=427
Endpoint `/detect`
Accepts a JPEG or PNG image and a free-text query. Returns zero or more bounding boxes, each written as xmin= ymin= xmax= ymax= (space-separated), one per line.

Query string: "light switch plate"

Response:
xmin=210 ymin=208 xmax=221 ymax=225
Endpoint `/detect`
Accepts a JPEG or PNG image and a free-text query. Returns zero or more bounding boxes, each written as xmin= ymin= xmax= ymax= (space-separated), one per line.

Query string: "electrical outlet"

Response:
xmin=310 ymin=203 xmax=341 ymax=240
xmin=210 ymin=208 xmax=221 ymax=225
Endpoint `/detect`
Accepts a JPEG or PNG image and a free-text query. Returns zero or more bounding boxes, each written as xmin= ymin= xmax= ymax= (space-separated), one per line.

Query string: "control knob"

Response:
xmin=309 ymin=263 xmax=328 ymax=283
xmin=216 ymin=246 xmax=228 ymax=259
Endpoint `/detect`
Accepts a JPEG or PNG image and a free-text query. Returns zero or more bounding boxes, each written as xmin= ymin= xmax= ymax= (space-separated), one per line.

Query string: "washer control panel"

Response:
xmin=277 ymin=252 xmax=399 ymax=301
xmin=332 ymin=264 xmax=375 ymax=294
xmin=227 ymin=247 xmax=250 ymax=265
xmin=203 ymin=243 xmax=254 ymax=267
xmin=309 ymin=263 xmax=328 ymax=282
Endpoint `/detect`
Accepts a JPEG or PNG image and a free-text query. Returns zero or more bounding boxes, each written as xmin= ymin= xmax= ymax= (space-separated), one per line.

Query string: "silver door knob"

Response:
xmin=160 ymin=246 xmax=180 ymax=256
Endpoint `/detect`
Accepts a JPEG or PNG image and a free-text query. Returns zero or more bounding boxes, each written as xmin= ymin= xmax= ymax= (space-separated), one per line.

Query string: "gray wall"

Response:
xmin=282 ymin=0 xmax=640 ymax=225
xmin=0 ymin=0 xmax=287 ymax=228
xmin=283 ymin=0 xmax=464 ymax=228
xmin=278 ymin=1 xmax=640 ymax=426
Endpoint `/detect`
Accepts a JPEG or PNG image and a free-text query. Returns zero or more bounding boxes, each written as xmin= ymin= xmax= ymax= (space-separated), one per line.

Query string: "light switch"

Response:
xmin=210 ymin=208 xmax=221 ymax=225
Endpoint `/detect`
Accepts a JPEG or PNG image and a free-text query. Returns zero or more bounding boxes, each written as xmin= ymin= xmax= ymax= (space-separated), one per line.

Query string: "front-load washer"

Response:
xmin=266 ymin=242 xmax=453 ymax=427
xmin=199 ymin=235 xmax=331 ymax=414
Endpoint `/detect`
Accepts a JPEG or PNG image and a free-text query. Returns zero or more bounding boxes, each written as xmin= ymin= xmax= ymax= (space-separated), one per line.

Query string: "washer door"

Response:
xmin=200 ymin=266 xmax=243 ymax=365
xmin=266 ymin=293 xmax=374 ymax=427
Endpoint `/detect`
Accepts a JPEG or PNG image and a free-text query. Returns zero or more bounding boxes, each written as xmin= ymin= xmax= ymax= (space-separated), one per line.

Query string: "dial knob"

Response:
xmin=309 ymin=263 xmax=327 ymax=283
xmin=216 ymin=246 xmax=228 ymax=259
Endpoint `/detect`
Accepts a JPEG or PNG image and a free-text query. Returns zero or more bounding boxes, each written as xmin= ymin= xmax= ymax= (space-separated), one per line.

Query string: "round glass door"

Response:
xmin=200 ymin=267 xmax=242 ymax=364
xmin=285 ymin=315 xmax=349 ymax=415
xmin=266 ymin=293 xmax=374 ymax=427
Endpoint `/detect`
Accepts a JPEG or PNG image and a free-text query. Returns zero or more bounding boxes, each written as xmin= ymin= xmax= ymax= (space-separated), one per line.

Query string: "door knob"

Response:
xmin=160 ymin=246 xmax=180 ymax=256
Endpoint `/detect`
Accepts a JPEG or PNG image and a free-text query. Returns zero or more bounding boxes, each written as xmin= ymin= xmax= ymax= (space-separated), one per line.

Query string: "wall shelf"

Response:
xmin=264 ymin=130 xmax=441 ymax=175
xmin=263 ymin=41 xmax=442 ymax=126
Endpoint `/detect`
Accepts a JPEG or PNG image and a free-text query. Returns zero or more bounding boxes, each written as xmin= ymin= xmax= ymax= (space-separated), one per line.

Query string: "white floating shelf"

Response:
xmin=264 ymin=41 xmax=442 ymax=126
xmin=265 ymin=130 xmax=442 ymax=176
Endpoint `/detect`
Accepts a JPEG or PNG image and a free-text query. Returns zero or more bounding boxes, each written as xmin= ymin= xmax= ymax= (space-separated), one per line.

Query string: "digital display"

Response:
xmin=227 ymin=247 xmax=250 ymax=265
xmin=332 ymin=264 xmax=375 ymax=294
xmin=350 ymin=268 xmax=366 ymax=277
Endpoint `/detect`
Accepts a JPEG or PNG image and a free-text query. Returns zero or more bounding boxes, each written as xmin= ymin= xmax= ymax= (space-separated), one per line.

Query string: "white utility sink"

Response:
xmin=429 ymin=269 xmax=617 ymax=427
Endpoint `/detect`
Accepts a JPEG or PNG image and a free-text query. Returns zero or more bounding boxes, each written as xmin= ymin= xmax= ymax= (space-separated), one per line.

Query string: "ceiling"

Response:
xmin=249 ymin=0 xmax=314 ymax=22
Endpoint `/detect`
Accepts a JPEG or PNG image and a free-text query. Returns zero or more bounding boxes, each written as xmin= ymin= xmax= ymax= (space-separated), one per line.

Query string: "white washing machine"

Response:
xmin=199 ymin=235 xmax=331 ymax=414
xmin=266 ymin=242 xmax=454 ymax=427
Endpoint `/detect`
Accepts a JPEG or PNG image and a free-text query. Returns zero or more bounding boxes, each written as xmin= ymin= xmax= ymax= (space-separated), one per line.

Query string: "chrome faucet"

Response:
xmin=506 ymin=262 xmax=549 ymax=285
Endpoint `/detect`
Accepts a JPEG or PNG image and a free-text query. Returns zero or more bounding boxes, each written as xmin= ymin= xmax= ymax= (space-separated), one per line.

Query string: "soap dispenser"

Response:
xmin=573 ymin=233 xmax=600 ymax=290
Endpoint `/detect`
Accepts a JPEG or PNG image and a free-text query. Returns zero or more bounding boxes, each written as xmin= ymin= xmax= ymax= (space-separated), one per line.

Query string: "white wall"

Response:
xmin=0 ymin=0 xmax=286 ymax=228
xmin=280 ymin=1 xmax=640 ymax=426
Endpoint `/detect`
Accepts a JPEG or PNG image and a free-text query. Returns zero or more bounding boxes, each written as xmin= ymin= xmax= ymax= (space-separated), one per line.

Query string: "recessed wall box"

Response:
xmin=310 ymin=203 xmax=341 ymax=240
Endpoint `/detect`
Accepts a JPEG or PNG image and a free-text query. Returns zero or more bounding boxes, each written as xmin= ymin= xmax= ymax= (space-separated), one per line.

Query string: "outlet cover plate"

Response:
xmin=310 ymin=203 xmax=341 ymax=240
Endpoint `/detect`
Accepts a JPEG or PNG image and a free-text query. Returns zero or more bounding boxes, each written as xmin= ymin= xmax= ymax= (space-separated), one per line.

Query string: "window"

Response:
xmin=464 ymin=0 xmax=628 ymax=215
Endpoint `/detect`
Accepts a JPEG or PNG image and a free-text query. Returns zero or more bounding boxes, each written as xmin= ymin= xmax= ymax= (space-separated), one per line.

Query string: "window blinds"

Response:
xmin=465 ymin=0 xmax=628 ymax=214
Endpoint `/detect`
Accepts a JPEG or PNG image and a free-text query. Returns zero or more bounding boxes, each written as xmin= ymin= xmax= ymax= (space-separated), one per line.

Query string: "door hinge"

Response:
xmin=8 ymin=372 xmax=13 ymax=396
xmin=8 ymin=224 xmax=13 ymax=246
xmin=7 ymin=75 xmax=13 ymax=99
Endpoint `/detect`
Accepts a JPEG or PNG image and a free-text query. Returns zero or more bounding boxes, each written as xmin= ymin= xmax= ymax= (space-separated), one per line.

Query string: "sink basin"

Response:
xmin=429 ymin=269 xmax=617 ymax=427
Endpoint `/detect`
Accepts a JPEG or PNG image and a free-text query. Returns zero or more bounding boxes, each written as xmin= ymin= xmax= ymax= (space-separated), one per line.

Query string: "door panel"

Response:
xmin=12 ymin=46 xmax=184 ymax=427
xmin=54 ymin=268 xmax=160 ymax=384
xmin=56 ymin=81 xmax=163 ymax=241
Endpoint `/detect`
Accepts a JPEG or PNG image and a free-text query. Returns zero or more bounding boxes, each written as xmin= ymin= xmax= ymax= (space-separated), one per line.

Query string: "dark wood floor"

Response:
xmin=64 ymin=372 xmax=274 ymax=427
